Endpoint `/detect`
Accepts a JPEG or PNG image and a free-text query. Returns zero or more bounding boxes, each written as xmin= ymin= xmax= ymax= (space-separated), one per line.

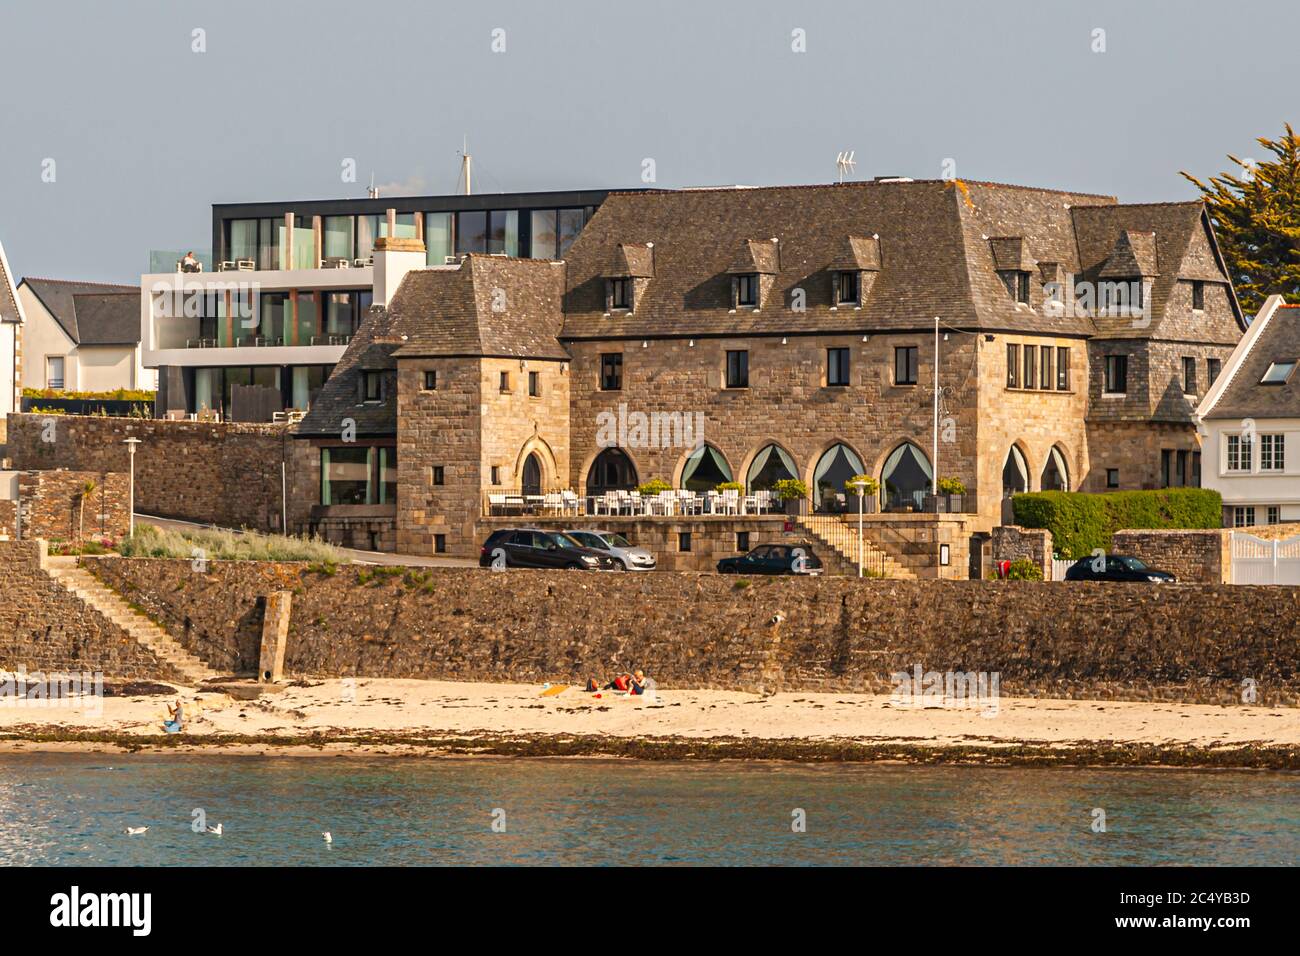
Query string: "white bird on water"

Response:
xmin=322 ymin=832 xmax=332 ymax=845
xmin=206 ymin=823 xmax=223 ymax=836
xmin=124 ymin=827 xmax=148 ymax=835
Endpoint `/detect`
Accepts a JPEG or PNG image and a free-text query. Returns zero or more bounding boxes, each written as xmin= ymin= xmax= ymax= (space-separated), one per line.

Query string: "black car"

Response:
xmin=479 ymin=528 xmax=617 ymax=570
xmin=717 ymin=543 xmax=823 ymax=575
xmin=1063 ymin=554 xmax=1176 ymax=583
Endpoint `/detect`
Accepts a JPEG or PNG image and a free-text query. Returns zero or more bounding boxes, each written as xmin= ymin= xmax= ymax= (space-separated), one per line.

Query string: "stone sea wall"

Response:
xmin=89 ymin=557 xmax=1300 ymax=704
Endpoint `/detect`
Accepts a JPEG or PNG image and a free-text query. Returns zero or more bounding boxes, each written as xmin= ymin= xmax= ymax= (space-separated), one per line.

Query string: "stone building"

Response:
xmin=296 ymin=178 xmax=1245 ymax=571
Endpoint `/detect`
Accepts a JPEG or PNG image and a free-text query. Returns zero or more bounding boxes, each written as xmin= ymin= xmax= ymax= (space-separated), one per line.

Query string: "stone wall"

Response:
xmin=1111 ymin=528 xmax=1231 ymax=584
xmin=991 ymin=525 xmax=1053 ymax=579
xmin=89 ymin=558 xmax=1300 ymax=704
xmin=5 ymin=413 xmax=314 ymax=534
xmin=0 ymin=541 xmax=178 ymax=679
xmin=9 ymin=470 xmax=130 ymax=542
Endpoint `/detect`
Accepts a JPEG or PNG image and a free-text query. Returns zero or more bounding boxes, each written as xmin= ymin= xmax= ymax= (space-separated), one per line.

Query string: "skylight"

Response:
xmin=1260 ymin=360 xmax=1297 ymax=385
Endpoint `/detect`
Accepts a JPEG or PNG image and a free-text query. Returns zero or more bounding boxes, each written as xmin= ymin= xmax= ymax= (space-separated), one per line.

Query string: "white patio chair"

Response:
xmin=562 ymin=490 xmax=579 ymax=515
xmin=543 ymin=492 xmax=562 ymax=514
xmin=721 ymin=489 xmax=740 ymax=515
xmin=742 ymin=494 xmax=757 ymax=515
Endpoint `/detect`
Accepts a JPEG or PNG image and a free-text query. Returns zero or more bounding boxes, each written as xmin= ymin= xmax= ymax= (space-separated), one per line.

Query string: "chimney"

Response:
xmin=373 ymin=235 xmax=426 ymax=306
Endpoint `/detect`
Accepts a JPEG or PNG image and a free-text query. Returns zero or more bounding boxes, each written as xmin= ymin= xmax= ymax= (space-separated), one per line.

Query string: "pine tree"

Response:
xmin=1182 ymin=124 xmax=1300 ymax=314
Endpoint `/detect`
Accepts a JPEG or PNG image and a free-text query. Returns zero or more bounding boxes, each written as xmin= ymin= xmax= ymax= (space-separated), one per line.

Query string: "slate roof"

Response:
xmin=20 ymin=278 xmax=140 ymax=344
xmin=0 ymin=240 xmax=23 ymax=325
xmin=1202 ymin=303 xmax=1300 ymax=420
xmin=559 ymin=180 xmax=1243 ymax=341
xmin=296 ymin=256 xmax=568 ymax=437
xmin=603 ymin=243 xmax=655 ymax=278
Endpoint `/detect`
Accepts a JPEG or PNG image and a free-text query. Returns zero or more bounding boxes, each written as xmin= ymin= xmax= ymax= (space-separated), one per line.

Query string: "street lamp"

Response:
xmin=847 ymin=477 xmax=868 ymax=577
xmin=123 ymin=437 xmax=142 ymax=538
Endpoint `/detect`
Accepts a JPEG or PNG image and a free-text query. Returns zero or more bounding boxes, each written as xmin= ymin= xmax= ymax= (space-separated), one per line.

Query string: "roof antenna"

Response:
xmin=366 ymin=172 xmax=379 ymax=199
xmin=836 ymin=150 xmax=857 ymax=183
xmin=457 ymin=136 xmax=473 ymax=196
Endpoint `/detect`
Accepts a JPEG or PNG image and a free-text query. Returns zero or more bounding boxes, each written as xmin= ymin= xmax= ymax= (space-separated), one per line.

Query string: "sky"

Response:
xmin=2 ymin=0 xmax=1298 ymax=284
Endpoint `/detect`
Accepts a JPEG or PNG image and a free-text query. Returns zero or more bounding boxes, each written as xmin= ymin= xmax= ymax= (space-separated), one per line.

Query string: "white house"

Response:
xmin=0 ymin=240 xmax=22 ymax=426
xmin=1197 ymin=294 xmax=1300 ymax=527
xmin=16 ymin=278 xmax=153 ymax=392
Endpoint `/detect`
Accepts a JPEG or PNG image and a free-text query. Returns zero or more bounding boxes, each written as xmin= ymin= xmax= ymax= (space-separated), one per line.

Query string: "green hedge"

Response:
xmin=1011 ymin=488 xmax=1222 ymax=558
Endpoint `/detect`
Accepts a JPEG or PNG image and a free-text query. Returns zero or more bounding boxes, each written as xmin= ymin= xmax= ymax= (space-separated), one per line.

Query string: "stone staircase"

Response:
xmin=44 ymin=558 xmax=221 ymax=685
xmin=794 ymin=515 xmax=916 ymax=579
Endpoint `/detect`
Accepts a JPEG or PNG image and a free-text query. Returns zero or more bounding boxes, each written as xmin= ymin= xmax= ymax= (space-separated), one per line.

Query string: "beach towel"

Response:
xmin=540 ymin=684 xmax=569 ymax=698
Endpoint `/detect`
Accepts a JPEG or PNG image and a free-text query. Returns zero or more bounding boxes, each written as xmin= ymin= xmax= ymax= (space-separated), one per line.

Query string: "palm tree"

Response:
xmin=78 ymin=479 xmax=97 ymax=541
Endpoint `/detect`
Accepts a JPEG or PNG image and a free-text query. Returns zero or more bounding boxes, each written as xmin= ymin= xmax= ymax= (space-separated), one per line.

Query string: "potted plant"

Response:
xmin=931 ymin=477 xmax=966 ymax=513
xmin=773 ymin=478 xmax=810 ymax=516
xmin=637 ymin=477 xmax=671 ymax=497
xmin=843 ymin=474 xmax=879 ymax=514
xmin=715 ymin=481 xmax=744 ymax=493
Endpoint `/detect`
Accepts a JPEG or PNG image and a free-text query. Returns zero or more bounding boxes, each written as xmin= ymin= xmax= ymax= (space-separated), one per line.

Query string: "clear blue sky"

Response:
xmin=2 ymin=0 xmax=1296 ymax=283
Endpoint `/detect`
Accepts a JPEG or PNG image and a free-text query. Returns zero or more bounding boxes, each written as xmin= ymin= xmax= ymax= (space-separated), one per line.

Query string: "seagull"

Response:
xmin=206 ymin=823 xmax=223 ymax=836
xmin=322 ymin=832 xmax=332 ymax=844
xmin=124 ymin=827 xmax=148 ymax=835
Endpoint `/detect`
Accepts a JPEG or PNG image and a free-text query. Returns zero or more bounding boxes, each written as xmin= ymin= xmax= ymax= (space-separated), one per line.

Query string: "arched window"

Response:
xmin=880 ymin=442 xmax=932 ymax=512
xmin=1002 ymin=446 xmax=1029 ymax=496
xmin=586 ymin=448 xmax=638 ymax=495
xmin=1041 ymin=447 xmax=1069 ymax=492
xmin=813 ymin=443 xmax=866 ymax=513
xmin=521 ymin=453 xmax=542 ymax=496
xmin=746 ymin=444 xmax=798 ymax=492
xmin=680 ymin=445 xmax=732 ymax=491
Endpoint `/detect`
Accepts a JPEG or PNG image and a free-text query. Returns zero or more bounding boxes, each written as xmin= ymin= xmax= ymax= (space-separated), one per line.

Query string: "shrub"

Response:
xmin=119 ymin=523 xmax=344 ymax=562
xmin=937 ymin=476 xmax=966 ymax=496
xmin=23 ymin=387 xmax=156 ymax=402
xmin=1003 ymin=558 xmax=1044 ymax=581
xmin=1012 ymin=488 xmax=1222 ymax=558
xmin=844 ymin=474 xmax=878 ymax=495
xmin=637 ymin=477 xmax=671 ymax=496
xmin=773 ymin=478 xmax=810 ymax=501
xmin=715 ymin=481 xmax=744 ymax=492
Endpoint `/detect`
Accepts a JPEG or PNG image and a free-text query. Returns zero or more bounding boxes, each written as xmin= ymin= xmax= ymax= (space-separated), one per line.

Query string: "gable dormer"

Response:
xmin=1098 ymin=230 xmax=1158 ymax=313
xmin=602 ymin=242 xmax=654 ymax=314
xmin=989 ymin=237 xmax=1036 ymax=304
xmin=827 ymin=235 xmax=881 ymax=307
xmin=725 ymin=238 xmax=779 ymax=311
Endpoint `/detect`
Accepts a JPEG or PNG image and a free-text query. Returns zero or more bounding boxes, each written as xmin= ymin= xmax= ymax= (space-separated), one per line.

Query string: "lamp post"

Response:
xmin=123 ymin=437 xmax=142 ymax=538
xmin=847 ymin=477 xmax=868 ymax=577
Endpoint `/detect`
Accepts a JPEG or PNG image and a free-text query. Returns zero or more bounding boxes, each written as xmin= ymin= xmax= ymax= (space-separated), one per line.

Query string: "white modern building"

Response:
xmin=1197 ymin=294 xmax=1300 ymax=526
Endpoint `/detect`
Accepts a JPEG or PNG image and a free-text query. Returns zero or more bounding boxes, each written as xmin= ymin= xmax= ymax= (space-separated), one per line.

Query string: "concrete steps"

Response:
xmin=45 ymin=559 xmax=220 ymax=685
xmin=795 ymin=515 xmax=917 ymax=579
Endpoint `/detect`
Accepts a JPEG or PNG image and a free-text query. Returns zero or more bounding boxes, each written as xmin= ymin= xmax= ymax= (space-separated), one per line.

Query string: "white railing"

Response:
xmin=1231 ymin=532 xmax=1300 ymax=585
xmin=482 ymin=489 xmax=780 ymax=518
xmin=1051 ymin=558 xmax=1074 ymax=581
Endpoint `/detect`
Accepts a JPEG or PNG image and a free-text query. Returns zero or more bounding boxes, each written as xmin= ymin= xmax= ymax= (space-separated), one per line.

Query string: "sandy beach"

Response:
xmin=1 ymin=678 xmax=1297 ymax=768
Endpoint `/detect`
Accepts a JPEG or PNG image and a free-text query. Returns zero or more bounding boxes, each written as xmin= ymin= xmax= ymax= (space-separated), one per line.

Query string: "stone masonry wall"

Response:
xmin=90 ymin=558 xmax=1300 ymax=705
xmin=0 ymin=541 xmax=179 ymax=680
xmin=5 ymin=413 xmax=314 ymax=534
xmin=1111 ymin=528 xmax=1231 ymax=584
xmin=991 ymin=525 xmax=1053 ymax=579
xmin=15 ymin=470 xmax=129 ymax=542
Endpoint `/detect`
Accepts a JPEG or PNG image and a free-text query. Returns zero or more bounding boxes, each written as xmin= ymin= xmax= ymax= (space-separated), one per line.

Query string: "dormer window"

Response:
xmin=736 ymin=274 xmax=759 ymax=308
xmin=835 ymin=271 xmax=861 ymax=306
xmin=998 ymin=270 xmax=1030 ymax=304
xmin=1261 ymin=360 xmax=1297 ymax=385
xmin=362 ymin=370 xmax=382 ymax=403
xmin=1191 ymin=280 xmax=1205 ymax=311
xmin=609 ymin=277 xmax=632 ymax=311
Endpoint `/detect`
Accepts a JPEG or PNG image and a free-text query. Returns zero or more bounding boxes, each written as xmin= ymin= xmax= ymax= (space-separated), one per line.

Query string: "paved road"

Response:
xmin=136 ymin=514 xmax=479 ymax=568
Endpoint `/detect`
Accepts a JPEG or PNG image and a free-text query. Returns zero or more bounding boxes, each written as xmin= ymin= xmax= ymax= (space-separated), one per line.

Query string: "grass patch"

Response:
xmin=119 ymin=523 xmax=344 ymax=563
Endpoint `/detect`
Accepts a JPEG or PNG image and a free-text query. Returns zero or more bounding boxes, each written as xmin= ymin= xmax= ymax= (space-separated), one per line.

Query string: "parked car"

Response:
xmin=1063 ymin=554 xmax=1176 ymax=583
xmin=479 ymin=529 xmax=618 ymax=570
xmin=717 ymin=543 xmax=823 ymax=575
xmin=563 ymin=529 xmax=657 ymax=570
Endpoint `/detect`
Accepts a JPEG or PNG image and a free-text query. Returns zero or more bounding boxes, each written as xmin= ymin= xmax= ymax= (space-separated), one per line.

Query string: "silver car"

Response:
xmin=564 ymin=529 xmax=657 ymax=570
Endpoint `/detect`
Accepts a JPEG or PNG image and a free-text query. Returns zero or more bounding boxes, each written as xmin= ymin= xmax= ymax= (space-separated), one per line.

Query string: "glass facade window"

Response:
xmin=488 ymin=210 xmax=519 ymax=256
xmin=456 ymin=211 xmax=487 ymax=255
xmin=229 ymin=219 xmax=259 ymax=263
xmin=426 ymin=212 xmax=453 ymax=265
xmin=295 ymin=291 xmax=318 ymax=344
xmin=557 ymin=209 xmax=584 ymax=256
xmin=323 ymin=216 xmax=354 ymax=260
xmin=321 ymin=447 xmax=372 ymax=505
xmin=259 ymin=293 xmax=289 ymax=344
xmin=357 ymin=216 xmax=379 ymax=261
xmin=530 ymin=210 xmax=558 ymax=259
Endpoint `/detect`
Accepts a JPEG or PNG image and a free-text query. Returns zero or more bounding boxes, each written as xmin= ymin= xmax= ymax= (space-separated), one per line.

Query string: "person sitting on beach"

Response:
xmin=628 ymin=670 xmax=655 ymax=696
xmin=605 ymin=673 xmax=632 ymax=692
xmin=161 ymin=699 xmax=184 ymax=734
xmin=585 ymin=677 xmax=600 ymax=692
